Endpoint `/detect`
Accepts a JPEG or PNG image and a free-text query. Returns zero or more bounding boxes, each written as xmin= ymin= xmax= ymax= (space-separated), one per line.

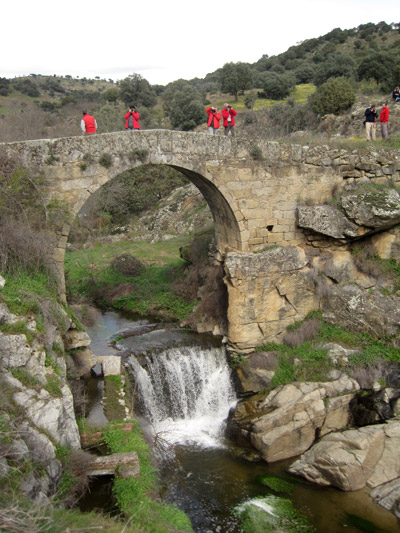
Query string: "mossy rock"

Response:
xmin=110 ymin=254 xmax=144 ymax=277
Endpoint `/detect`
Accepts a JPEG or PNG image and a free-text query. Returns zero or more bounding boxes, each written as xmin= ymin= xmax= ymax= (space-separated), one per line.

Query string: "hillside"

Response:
xmin=0 ymin=21 xmax=399 ymax=143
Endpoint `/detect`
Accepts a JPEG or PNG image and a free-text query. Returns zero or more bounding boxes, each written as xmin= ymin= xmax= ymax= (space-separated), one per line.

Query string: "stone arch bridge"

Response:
xmin=2 ymin=130 xmax=398 ymax=350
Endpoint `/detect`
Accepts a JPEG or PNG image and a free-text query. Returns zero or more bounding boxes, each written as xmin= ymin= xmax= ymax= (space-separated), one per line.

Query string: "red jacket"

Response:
xmin=221 ymin=108 xmax=237 ymax=127
xmin=380 ymin=106 xmax=390 ymax=123
xmin=206 ymin=108 xmax=221 ymax=129
xmin=124 ymin=111 xmax=140 ymax=129
xmin=82 ymin=114 xmax=96 ymax=133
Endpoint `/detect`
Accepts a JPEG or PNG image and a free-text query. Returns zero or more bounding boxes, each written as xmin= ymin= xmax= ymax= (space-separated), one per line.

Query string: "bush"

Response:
xmin=0 ymin=77 xmax=11 ymax=96
xmin=260 ymin=72 xmax=295 ymax=100
xmin=0 ymin=152 xmax=59 ymax=275
xmin=313 ymin=53 xmax=356 ymax=86
xmin=98 ymin=152 xmax=112 ymax=168
xmin=12 ymin=78 xmax=40 ymax=97
xmin=309 ymin=77 xmax=356 ymax=116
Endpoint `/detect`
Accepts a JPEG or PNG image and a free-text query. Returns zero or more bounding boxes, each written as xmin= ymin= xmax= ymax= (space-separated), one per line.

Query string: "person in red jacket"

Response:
xmin=221 ymin=103 xmax=237 ymax=137
xmin=379 ymin=102 xmax=390 ymax=140
xmin=124 ymin=105 xmax=140 ymax=130
xmin=81 ymin=111 xmax=97 ymax=135
xmin=206 ymin=107 xmax=221 ymax=135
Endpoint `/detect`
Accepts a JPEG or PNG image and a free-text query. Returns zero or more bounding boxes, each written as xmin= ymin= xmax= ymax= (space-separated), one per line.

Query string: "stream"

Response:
xmin=83 ymin=310 xmax=399 ymax=533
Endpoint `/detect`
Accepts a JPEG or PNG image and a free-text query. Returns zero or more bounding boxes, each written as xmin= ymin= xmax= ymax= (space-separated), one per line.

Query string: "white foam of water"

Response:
xmin=235 ymin=497 xmax=277 ymax=517
xmin=127 ymin=344 xmax=237 ymax=448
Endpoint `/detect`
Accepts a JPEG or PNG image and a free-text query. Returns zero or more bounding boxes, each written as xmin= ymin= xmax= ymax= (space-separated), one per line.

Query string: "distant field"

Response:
xmin=209 ymin=84 xmax=317 ymax=112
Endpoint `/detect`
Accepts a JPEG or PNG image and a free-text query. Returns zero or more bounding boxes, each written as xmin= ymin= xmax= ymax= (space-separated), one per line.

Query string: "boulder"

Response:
xmin=12 ymin=385 xmax=81 ymax=449
xmin=322 ymin=283 xmax=400 ymax=342
xmin=63 ymin=329 xmax=91 ymax=350
xmin=0 ymin=333 xmax=31 ymax=368
xmin=371 ymin=478 xmax=400 ymax=519
xmin=229 ymin=375 xmax=359 ymax=462
xmin=350 ymin=389 xmax=400 ymax=426
xmin=289 ymin=425 xmax=386 ymax=490
xmin=289 ymin=419 xmax=400 ymax=492
xmin=341 ymin=188 xmax=400 ymax=230
xmin=297 ymin=205 xmax=360 ymax=239
xmin=235 ymin=351 xmax=277 ymax=393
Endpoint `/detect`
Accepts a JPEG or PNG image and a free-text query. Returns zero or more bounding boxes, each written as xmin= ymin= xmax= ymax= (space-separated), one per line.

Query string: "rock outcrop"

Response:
xmin=0 ymin=289 xmax=83 ymax=504
xmin=288 ymin=418 xmax=400 ymax=517
xmin=297 ymin=184 xmax=400 ymax=243
xmin=229 ymin=374 xmax=359 ymax=462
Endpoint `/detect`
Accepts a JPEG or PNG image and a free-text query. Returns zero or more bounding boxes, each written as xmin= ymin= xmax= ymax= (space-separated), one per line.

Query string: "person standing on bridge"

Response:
xmin=124 ymin=105 xmax=140 ymax=130
xmin=221 ymin=103 xmax=237 ymax=137
xmin=81 ymin=111 xmax=97 ymax=135
xmin=206 ymin=106 xmax=221 ymax=135
xmin=379 ymin=102 xmax=390 ymax=140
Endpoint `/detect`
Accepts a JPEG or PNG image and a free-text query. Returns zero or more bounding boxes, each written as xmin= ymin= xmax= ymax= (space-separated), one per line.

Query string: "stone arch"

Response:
xmin=69 ymin=161 xmax=243 ymax=254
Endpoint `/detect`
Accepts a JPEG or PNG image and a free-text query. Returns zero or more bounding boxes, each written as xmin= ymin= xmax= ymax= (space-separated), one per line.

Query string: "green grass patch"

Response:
xmin=65 ymin=238 xmax=196 ymax=321
xmin=10 ymin=368 xmax=41 ymax=389
xmin=0 ymin=319 xmax=36 ymax=344
xmin=0 ymin=270 xmax=60 ymax=334
xmin=44 ymin=375 xmax=63 ymax=397
xmin=256 ymin=313 xmax=400 ymax=386
xmin=102 ymin=420 xmax=192 ymax=532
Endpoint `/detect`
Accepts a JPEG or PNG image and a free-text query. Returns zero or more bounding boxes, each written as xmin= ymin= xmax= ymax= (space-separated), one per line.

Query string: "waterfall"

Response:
xmin=126 ymin=344 xmax=237 ymax=448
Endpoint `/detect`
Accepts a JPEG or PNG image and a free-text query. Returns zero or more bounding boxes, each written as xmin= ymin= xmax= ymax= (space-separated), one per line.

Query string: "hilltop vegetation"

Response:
xmin=0 ymin=21 xmax=399 ymax=142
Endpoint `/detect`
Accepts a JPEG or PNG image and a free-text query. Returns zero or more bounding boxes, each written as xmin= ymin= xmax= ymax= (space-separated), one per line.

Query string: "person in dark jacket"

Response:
xmin=206 ymin=107 xmax=221 ymax=135
xmin=392 ymin=87 xmax=400 ymax=102
xmin=124 ymin=106 xmax=140 ymax=130
xmin=364 ymin=105 xmax=377 ymax=141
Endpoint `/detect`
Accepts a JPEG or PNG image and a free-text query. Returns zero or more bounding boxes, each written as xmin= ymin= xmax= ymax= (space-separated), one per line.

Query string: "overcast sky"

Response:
xmin=2 ymin=1 xmax=399 ymax=86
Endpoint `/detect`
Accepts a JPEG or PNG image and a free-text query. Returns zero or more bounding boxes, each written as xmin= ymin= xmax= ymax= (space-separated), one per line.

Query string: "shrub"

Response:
xmin=309 ymin=77 xmax=356 ymax=116
xmin=0 ymin=77 xmax=11 ymax=96
xmin=12 ymin=78 xmax=40 ymax=97
xmin=260 ymin=72 xmax=295 ymax=100
xmin=98 ymin=152 xmax=112 ymax=168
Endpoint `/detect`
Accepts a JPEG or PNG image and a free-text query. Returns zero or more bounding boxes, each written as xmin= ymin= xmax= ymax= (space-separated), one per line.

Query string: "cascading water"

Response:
xmin=126 ymin=343 xmax=237 ymax=448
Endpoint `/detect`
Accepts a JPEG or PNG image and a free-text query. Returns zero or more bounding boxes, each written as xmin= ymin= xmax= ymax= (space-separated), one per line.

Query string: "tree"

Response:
xmin=104 ymin=87 xmax=119 ymax=104
xmin=260 ymin=72 xmax=295 ymax=100
xmin=118 ymin=73 xmax=157 ymax=108
xmin=13 ymin=78 xmax=40 ymax=97
xmin=219 ymin=62 xmax=253 ymax=101
xmin=0 ymin=78 xmax=11 ymax=96
xmin=163 ymin=82 xmax=204 ymax=131
xmin=294 ymin=64 xmax=315 ymax=84
xmin=309 ymin=77 xmax=355 ymax=116
xmin=313 ymin=53 xmax=356 ymax=86
xmin=357 ymin=51 xmax=396 ymax=90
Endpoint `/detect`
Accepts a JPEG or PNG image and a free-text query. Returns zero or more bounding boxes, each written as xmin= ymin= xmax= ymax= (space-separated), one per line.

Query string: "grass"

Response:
xmin=65 ymin=237 xmax=197 ymax=321
xmin=0 ymin=319 xmax=36 ymax=344
xmin=102 ymin=420 xmax=192 ymax=532
xmin=210 ymin=84 xmax=317 ymax=111
xmin=256 ymin=314 xmax=400 ymax=387
xmin=0 ymin=270 xmax=57 ymax=319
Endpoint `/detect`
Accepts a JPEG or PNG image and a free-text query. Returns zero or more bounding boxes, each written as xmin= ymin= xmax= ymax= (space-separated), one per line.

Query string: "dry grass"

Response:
xmin=283 ymin=318 xmax=320 ymax=348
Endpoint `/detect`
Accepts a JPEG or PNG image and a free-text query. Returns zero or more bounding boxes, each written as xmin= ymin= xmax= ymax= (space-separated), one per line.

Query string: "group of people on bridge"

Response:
xmin=80 ymin=103 xmax=238 ymax=137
